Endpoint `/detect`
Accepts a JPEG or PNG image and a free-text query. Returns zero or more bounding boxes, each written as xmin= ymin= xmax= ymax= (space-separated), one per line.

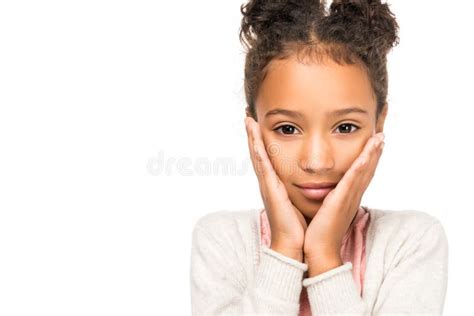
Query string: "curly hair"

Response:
xmin=239 ymin=0 xmax=400 ymax=121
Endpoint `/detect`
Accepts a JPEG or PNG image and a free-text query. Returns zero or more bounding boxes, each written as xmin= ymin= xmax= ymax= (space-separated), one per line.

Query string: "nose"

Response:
xmin=298 ymin=134 xmax=335 ymax=174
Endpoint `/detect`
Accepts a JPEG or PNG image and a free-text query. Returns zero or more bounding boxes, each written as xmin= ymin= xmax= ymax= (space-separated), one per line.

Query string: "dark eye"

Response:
xmin=274 ymin=124 xmax=299 ymax=135
xmin=336 ymin=123 xmax=359 ymax=134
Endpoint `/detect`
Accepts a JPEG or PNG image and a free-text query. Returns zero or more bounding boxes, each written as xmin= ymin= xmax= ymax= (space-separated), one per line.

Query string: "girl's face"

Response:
xmin=253 ymin=54 xmax=387 ymax=222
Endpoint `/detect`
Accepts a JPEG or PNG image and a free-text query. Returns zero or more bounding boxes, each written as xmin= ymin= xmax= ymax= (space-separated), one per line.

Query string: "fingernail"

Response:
xmin=374 ymin=133 xmax=384 ymax=147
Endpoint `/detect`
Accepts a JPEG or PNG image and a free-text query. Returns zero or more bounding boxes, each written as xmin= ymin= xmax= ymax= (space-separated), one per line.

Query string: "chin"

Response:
xmin=292 ymin=198 xmax=322 ymax=219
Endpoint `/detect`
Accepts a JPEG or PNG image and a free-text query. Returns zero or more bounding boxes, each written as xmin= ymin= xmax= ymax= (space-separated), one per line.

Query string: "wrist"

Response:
xmin=270 ymin=244 xmax=303 ymax=262
xmin=305 ymin=254 xmax=343 ymax=278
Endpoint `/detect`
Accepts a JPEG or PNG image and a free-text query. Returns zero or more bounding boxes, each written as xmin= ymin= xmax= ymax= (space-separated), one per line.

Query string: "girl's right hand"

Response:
xmin=244 ymin=116 xmax=307 ymax=262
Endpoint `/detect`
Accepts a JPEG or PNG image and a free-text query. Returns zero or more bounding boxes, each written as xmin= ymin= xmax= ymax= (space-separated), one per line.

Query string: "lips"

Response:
xmin=294 ymin=182 xmax=336 ymax=200
xmin=295 ymin=182 xmax=337 ymax=189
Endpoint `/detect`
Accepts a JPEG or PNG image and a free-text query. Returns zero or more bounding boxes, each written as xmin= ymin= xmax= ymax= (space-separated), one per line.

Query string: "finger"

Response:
xmin=245 ymin=117 xmax=271 ymax=177
xmin=246 ymin=117 xmax=281 ymax=187
xmin=328 ymin=133 xmax=383 ymax=206
xmin=355 ymin=133 xmax=384 ymax=171
xmin=245 ymin=117 xmax=271 ymax=183
xmin=349 ymin=133 xmax=385 ymax=203
xmin=245 ymin=117 xmax=271 ymax=201
xmin=245 ymin=117 xmax=260 ymax=175
xmin=245 ymin=117 xmax=289 ymax=203
xmin=360 ymin=137 xmax=385 ymax=190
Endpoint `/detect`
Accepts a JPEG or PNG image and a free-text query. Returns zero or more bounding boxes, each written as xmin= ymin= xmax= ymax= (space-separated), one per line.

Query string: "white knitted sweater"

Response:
xmin=190 ymin=206 xmax=448 ymax=315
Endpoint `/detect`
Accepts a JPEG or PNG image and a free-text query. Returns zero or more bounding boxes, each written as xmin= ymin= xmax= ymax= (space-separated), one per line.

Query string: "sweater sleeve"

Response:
xmin=301 ymin=221 xmax=449 ymax=315
xmin=190 ymin=222 xmax=308 ymax=316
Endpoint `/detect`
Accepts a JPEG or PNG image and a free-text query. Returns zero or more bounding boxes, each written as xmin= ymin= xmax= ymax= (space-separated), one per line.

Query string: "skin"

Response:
xmin=245 ymin=53 xmax=388 ymax=277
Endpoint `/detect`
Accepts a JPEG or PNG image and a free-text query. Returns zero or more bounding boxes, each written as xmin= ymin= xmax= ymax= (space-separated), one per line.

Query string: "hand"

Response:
xmin=245 ymin=116 xmax=307 ymax=261
xmin=303 ymin=132 xmax=385 ymax=266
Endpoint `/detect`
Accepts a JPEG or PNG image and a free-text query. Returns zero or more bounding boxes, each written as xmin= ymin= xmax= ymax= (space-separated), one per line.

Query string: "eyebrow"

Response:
xmin=264 ymin=106 xmax=369 ymax=119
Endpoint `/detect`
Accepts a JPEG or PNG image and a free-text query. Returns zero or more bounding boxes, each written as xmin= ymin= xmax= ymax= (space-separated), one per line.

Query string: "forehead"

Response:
xmin=255 ymin=55 xmax=376 ymax=117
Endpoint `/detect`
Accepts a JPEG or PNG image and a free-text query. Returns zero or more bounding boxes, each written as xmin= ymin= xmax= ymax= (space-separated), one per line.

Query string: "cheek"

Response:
xmin=268 ymin=145 xmax=298 ymax=180
xmin=335 ymin=137 xmax=368 ymax=170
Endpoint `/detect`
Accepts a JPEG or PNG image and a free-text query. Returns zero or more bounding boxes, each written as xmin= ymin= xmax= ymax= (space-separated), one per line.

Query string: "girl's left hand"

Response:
xmin=303 ymin=132 xmax=385 ymax=264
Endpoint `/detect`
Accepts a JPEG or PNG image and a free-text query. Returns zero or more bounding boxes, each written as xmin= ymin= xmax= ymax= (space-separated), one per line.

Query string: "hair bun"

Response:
xmin=324 ymin=0 xmax=400 ymax=60
xmin=239 ymin=0 xmax=324 ymax=50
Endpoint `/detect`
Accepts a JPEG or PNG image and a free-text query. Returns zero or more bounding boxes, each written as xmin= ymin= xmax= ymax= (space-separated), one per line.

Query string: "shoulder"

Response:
xmin=191 ymin=208 xmax=262 ymax=271
xmin=193 ymin=208 xmax=260 ymax=235
xmin=366 ymin=206 xmax=445 ymax=233
xmin=365 ymin=206 xmax=448 ymax=252
xmin=192 ymin=208 xmax=262 ymax=249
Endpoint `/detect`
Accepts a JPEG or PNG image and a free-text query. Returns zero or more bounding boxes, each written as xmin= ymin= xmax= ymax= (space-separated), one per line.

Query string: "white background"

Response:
xmin=0 ymin=0 xmax=472 ymax=315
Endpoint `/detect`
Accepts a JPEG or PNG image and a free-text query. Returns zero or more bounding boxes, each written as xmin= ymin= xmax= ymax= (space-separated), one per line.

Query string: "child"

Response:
xmin=190 ymin=1 xmax=449 ymax=315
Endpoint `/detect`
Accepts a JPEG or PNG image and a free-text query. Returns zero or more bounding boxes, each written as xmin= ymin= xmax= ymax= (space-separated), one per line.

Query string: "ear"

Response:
xmin=376 ymin=103 xmax=388 ymax=133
